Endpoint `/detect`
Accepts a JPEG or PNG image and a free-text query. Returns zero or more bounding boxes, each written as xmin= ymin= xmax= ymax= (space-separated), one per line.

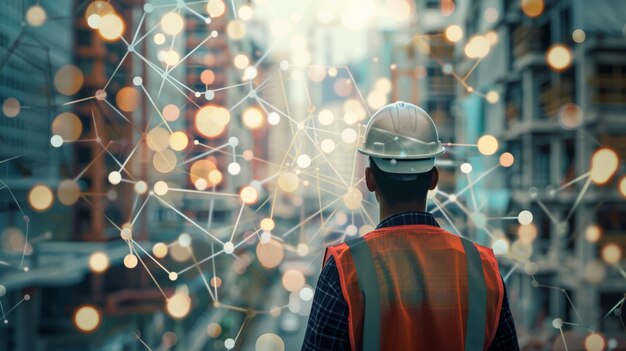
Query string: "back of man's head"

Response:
xmin=369 ymin=157 xmax=435 ymax=204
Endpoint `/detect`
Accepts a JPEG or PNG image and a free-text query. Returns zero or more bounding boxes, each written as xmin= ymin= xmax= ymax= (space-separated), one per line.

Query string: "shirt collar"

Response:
xmin=375 ymin=211 xmax=440 ymax=230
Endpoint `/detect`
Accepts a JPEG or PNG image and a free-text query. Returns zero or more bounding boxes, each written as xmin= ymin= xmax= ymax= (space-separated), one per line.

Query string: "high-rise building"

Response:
xmin=453 ymin=0 xmax=626 ymax=346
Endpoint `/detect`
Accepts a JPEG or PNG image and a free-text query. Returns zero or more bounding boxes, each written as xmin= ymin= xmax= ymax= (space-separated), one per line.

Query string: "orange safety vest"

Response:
xmin=324 ymin=224 xmax=504 ymax=351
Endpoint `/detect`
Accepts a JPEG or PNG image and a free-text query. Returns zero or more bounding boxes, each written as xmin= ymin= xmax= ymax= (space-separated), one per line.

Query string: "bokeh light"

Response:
xmin=161 ymin=12 xmax=184 ymax=35
xmin=521 ymin=0 xmax=544 ymax=17
xmin=444 ymin=25 xmax=463 ymax=43
xmin=54 ymin=65 xmax=84 ymax=96
xmin=477 ymin=135 xmax=499 ymax=156
xmin=88 ymin=251 xmax=110 ymax=273
xmin=98 ymin=13 xmax=125 ymax=41
xmin=2 ymin=97 xmax=20 ymax=117
xmin=589 ymin=148 xmax=619 ymax=185
xmin=73 ymin=305 xmax=101 ymax=333
xmin=26 ymin=5 xmax=47 ymax=27
xmin=28 ymin=185 xmax=54 ymax=211
xmin=546 ymin=44 xmax=573 ymax=72
xmin=256 ymin=239 xmax=284 ymax=269
xmin=601 ymin=244 xmax=621 ymax=264
xmin=242 ymin=106 xmax=264 ymax=129
xmin=240 ymin=186 xmax=258 ymax=204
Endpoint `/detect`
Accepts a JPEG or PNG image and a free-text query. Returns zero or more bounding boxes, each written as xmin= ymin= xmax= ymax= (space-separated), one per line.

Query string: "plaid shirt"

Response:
xmin=302 ymin=211 xmax=519 ymax=351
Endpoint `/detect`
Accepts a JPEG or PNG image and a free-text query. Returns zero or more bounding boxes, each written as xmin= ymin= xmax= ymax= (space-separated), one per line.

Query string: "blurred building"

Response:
xmin=453 ymin=0 xmax=626 ymax=346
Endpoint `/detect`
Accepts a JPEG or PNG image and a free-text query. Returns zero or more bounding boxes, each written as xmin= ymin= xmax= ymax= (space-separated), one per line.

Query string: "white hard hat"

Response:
xmin=358 ymin=101 xmax=445 ymax=175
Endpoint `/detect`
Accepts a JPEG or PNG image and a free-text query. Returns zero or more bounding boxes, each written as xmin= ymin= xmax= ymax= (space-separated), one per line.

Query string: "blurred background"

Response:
xmin=1 ymin=0 xmax=625 ymax=350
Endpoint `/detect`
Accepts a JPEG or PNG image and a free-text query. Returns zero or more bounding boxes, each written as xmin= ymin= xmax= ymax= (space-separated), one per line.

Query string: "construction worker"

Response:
xmin=302 ymin=102 xmax=519 ymax=350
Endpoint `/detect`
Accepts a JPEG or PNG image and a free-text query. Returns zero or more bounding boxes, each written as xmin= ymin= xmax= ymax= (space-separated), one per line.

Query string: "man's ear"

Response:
xmin=428 ymin=166 xmax=439 ymax=191
xmin=365 ymin=167 xmax=377 ymax=192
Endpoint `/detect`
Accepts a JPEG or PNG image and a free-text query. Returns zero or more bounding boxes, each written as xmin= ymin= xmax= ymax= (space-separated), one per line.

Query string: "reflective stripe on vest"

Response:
xmin=346 ymin=234 xmax=489 ymax=351
xmin=347 ymin=236 xmax=381 ymax=351
xmin=461 ymin=238 xmax=487 ymax=351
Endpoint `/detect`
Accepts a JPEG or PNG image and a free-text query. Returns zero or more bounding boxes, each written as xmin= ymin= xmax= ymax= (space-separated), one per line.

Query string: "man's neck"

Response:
xmin=379 ymin=201 xmax=427 ymax=222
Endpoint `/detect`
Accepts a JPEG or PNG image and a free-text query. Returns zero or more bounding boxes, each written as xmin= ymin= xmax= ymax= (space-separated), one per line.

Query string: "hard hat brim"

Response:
xmin=370 ymin=156 xmax=436 ymax=174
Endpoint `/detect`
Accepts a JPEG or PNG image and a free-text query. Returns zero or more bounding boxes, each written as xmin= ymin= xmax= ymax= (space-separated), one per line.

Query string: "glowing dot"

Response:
xmin=98 ymin=14 xmax=125 ymax=41
xmin=318 ymin=109 xmax=334 ymax=125
xmin=552 ymin=318 xmax=563 ymax=329
xmin=207 ymin=323 xmax=222 ymax=337
xmin=268 ymin=112 xmax=280 ymax=125
xmin=178 ymin=233 xmax=191 ymax=248
xmin=497 ymin=153 xmax=514 ymax=168
xmin=169 ymin=272 xmax=178 ymax=281
xmin=55 ymin=65 xmax=84 ymax=96
xmin=225 ymin=338 xmax=235 ymax=350
xmin=28 ymin=185 xmax=54 ymax=211
xmin=618 ymin=176 xmax=626 ymax=198
xmin=169 ymin=131 xmax=188 ymax=151
xmin=282 ymin=270 xmax=305 ymax=292
xmin=320 ymin=139 xmax=335 ymax=153
xmin=56 ymin=179 xmax=80 ymax=206
xmin=161 ymin=12 xmax=184 ymax=35
xmin=74 ymin=305 xmax=101 ymax=333
xmin=346 ymin=224 xmax=358 ymax=236
xmin=244 ymin=66 xmax=257 ymax=80
xmin=153 ymin=242 xmax=168 ymax=258
xmin=210 ymin=276 xmax=222 ymax=288
xmin=523 ymin=262 xmax=539 ymax=275
xmin=234 ymin=54 xmax=249 ymax=69
xmin=278 ymin=172 xmax=299 ymax=193
xmin=602 ymin=244 xmax=621 ymax=265
xmin=486 ymin=31 xmax=499 ymax=45
xmin=367 ymin=91 xmax=387 ymax=110
xmin=26 ymin=5 xmax=46 ymax=27
xmin=484 ymin=7 xmax=499 ymax=23
xmin=87 ymin=14 xmax=101 ymax=29
xmin=521 ymin=0 xmax=544 ymax=18
xmin=460 ymin=163 xmax=473 ymax=174
xmin=107 ymin=171 xmax=121 ymax=185
xmin=50 ymin=135 xmax=64 ymax=147
xmin=163 ymin=50 xmax=180 ymax=66
xmin=88 ymin=252 xmax=110 ymax=273
xmin=477 ymin=135 xmax=498 ymax=155
xmin=123 ymin=254 xmax=138 ymax=269
xmin=343 ymin=188 xmax=362 ymax=210
xmin=154 ymin=181 xmax=169 ymax=195
xmin=242 ymin=106 xmax=264 ymax=129
xmin=260 ymin=218 xmax=275 ymax=231
xmin=297 ymin=243 xmax=309 ymax=256
xmin=590 ymin=148 xmax=619 ymax=185
xmin=132 ymin=76 xmax=143 ymax=86
xmin=52 ymin=112 xmax=83 ymax=140
xmin=572 ymin=29 xmax=586 ymax=43
xmin=473 ymin=213 xmax=487 ymax=229
xmin=584 ymin=333 xmax=605 ymax=351
xmin=206 ymin=0 xmax=226 ymax=17
xmin=464 ymin=35 xmax=491 ymax=59
xmin=238 ymin=5 xmax=253 ymax=21
xmin=546 ymin=44 xmax=573 ymax=72
xmin=221 ymin=241 xmax=234 ymax=254
xmin=558 ymin=103 xmax=583 ymax=129
xmin=492 ymin=239 xmax=509 ymax=255
xmin=341 ymin=128 xmax=358 ymax=144
xmin=585 ymin=225 xmax=602 ymax=243
xmin=195 ymin=105 xmax=230 ymax=138
xmin=3 ymin=97 xmax=20 ymax=117
xmin=120 ymin=227 xmax=132 ymax=240
xmin=154 ymin=33 xmax=165 ymax=44
xmin=518 ymin=210 xmax=533 ymax=225
xmin=228 ymin=162 xmax=241 ymax=175
xmin=297 ymin=154 xmax=311 ymax=168
xmin=227 ymin=20 xmax=246 ymax=40
xmin=256 ymin=333 xmax=285 ymax=351
xmin=240 ymin=186 xmax=258 ymax=204
xmin=486 ymin=90 xmax=500 ymax=104
xmin=131 ymin=181 xmax=147 ymax=195
xmin=166 ymin=291 xmax=191 ymax=319
xmin=257 ymin=239 xmax=284 ymax=269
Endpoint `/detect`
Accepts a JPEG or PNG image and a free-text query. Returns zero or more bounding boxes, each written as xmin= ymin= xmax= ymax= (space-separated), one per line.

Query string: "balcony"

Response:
xmin=539 ymin=79 xmax=574 ymax=118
